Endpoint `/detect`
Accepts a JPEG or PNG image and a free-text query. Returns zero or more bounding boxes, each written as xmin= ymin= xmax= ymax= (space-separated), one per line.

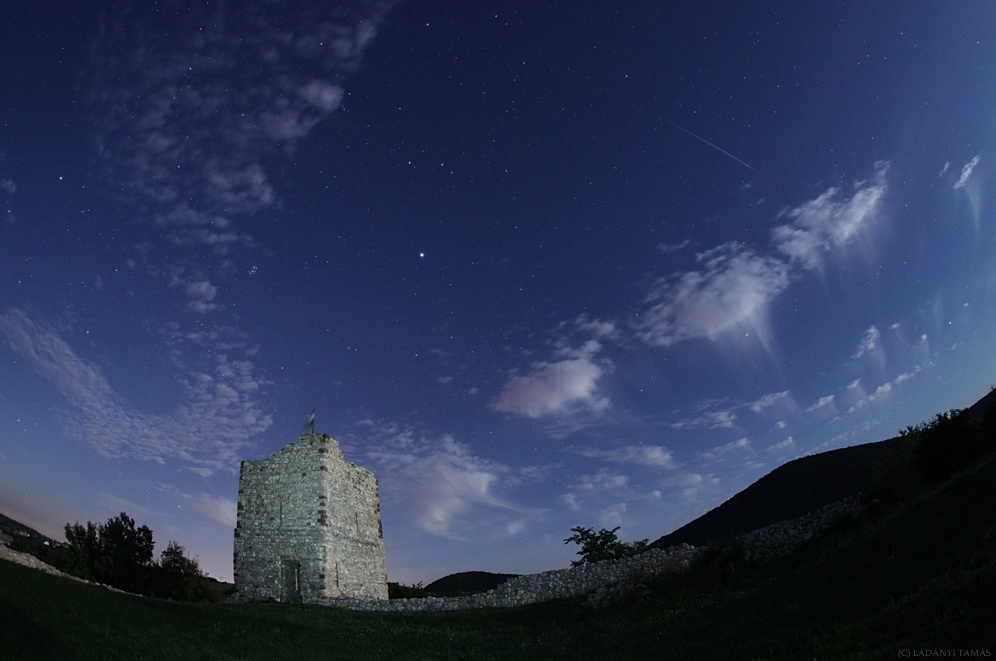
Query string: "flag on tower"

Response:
xmin=304 ymin=408 xmax=315 ymax=434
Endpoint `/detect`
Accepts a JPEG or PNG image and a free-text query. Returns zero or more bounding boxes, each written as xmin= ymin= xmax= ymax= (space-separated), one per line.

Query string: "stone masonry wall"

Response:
xmin=322 ymin=543 xmax=702 ymax=612
xmin=233 ymin=433 xmax=388 ymax=603
xmin=312 ymin=495 xmax=866 ymax=612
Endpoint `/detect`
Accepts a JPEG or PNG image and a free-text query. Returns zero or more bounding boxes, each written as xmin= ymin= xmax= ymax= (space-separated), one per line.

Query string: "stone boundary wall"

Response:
xmin=0 ymin=545 xmax=133 ymax=596
xmin=320 ymin=543 xmax=701 ymax=612
xmin=318 ymin=495 xmax=868 ymax=612
xmin=1 ymin=494 xmax=867 ymax=611
xmin=734 ymin=495 xmax=866 ymax=563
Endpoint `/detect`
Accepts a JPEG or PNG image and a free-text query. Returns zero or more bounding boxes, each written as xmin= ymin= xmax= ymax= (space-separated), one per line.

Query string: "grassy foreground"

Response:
xmin=3 ymin=456 xmax=995 ymax=660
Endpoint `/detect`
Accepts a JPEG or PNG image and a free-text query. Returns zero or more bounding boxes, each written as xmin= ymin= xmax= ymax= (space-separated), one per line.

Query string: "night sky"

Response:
xmin=3 ymin=1 xmax=996 ymax=585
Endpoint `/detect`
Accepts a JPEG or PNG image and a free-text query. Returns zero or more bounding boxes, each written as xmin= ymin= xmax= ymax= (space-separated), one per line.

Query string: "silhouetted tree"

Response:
xmin=153 ymin=540 xmax=208 ymax=601
xmin=64 ymin=512 xmax=154 ymax=594
xmin=564 ymin=526 xmax=648 ymax=567
xmin=64 ymin=520 xmax=102 ymax=581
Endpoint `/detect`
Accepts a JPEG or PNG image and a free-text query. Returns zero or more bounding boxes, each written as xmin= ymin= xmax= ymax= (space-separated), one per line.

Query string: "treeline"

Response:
xmin=873 ymin=395 xmax=996 ymax=499
xmin=61 ymin=512 xmax=218 ymax=602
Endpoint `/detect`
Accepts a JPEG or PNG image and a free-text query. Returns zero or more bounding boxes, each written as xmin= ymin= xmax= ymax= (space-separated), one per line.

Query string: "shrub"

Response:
xmin=564 ymin=526 xmax=649 ymax=567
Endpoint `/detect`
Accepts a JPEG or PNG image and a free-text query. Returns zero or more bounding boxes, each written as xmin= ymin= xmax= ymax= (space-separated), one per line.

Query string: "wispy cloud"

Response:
xmin=953 ymin=154 xmax=981 ymax=190
xmin=89 ymin=1 xmax=396 ymax=252
xmin=852 ymin=325 xmax=881 ymax=359
xmin=748 ymin=390 xmax=789 ymax=413
xmin=636 ymin=243 xmax=790 ymax=347
xmin=355 ymin=422 xmax=538 ymax=541
xmin=699 ymin=437 xmax=752 ymax=461
xmin=180 ymin=279 xmax=222 ymax=314
xmin=656 ymin=239 xmax=692 ymax=254
xmin=669 ymin=407 xmax=737 ymax=430
xmin=572 ymin=445 xmax=676 ymax=468
xmin=97 ymin=492 xmax=160 ymax=521
xmin=0 ymin=309 xmax=272 ymax=473
xmin=188 ymin=493 xmax=238 ymax=528
xmin=636 ymin=164 xmax=888 ymax=348
xmin=766 ymin=436 xmax=794 ymax=453
xmin=560 ymin=468 xmax=634 ymax=520
xmin=772 ymin=163 xmax=888 ymax=270
xmin=952 ymin=154 xmax=983 ymax=226
xmin=663 ymin=471 xmax=721 ymax=500
xmin=491 ymin=339 xmax=611 ymax=419
xmin=806 ymin=394 xmax=836 ymax=413
xmin=846 ymin=379 xmax=893 ymax=414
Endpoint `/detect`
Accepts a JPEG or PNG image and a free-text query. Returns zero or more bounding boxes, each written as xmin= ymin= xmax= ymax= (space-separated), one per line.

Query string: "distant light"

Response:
xmin=419 ymin=252 xmax=425 ymax=258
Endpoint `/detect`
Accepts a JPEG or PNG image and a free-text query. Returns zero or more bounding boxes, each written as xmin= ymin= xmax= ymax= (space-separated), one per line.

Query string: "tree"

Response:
xmin=64 ymin=520 xmax=102 ymax=581
xmin=153 ymin=541 xmax=208 ymax=601
xmin=63 ymin=512 xmax=216 ymax=600
xmin=564 ymin=526 xmax=649 ymax=567
xmin=64 ymin=512 xmax=155 ymax=594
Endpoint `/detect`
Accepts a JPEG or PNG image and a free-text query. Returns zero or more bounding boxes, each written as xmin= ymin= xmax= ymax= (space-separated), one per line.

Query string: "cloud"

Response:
xmin=749 ymin=390 xmax=789 ymax=413
xmin=88 ymin=0 xmax=396 ymax=253
xmin=636 ymin=243 xmax=790 ymax=347
xmin=766 ymin=436 xmax=794 ymax=453
xmin=852 ymin=325 xmax=881 ymax=359
xmin=847 ymin=380 xmax=893 ymax=414
xmin=656 ymin=239 xmax=692 ymax=254
xmin=954 ymin=154 xmax=981 ymax=189
xmin=806 ymin=394 xmax=836 ymax=412
xmin=772 ymin=163 xmax=888 ymax=270
xmin=189 ymin=494 xmax=238 ymax=528
xmin=357 ymin=423 xmax=535 ymax=541
xmin=952 ymin=154 xmax=983 ymax=226
xmin=573 ymin=445 xmax=676 ymax=468
xmin=669 ymin=408 xmax=737 ymax=430
xmin=664 ymin=471 xmax=720 ymax=500
xmin=491 ymin=340 xmax=610 ymax=418
xmin=560 ymin=469 xmax=633 ymax=516
xmin=182 ymin=279 xmax=222 ymax=314
xmin=573 ymin=314 xmax=621 ymax=341
xmin=97 ymin=492 xmax=159 ymax=521
xmin=0 ymin=309 xmax=272 ymax=473
xmin=699 ymin=437 xmax=752 ymax=461
xmin=573 ymin=469 xmax=630 ymax=494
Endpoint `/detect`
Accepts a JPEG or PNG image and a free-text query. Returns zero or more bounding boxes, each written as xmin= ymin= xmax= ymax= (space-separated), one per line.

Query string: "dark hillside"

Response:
xmin=0 ymin=513 xmax=47 ymax=541
xmin=651 ymin=436 xmax=902 ymax=549
xmin=966 ymin=386 xmax=996 ymax=423
xmin=653 ymin=387 xmax=995 ymax=550
xmin=424 ymin=571 xmax=518 ymax=595
xmin=3 ymin=447 xmax=995 ymax=658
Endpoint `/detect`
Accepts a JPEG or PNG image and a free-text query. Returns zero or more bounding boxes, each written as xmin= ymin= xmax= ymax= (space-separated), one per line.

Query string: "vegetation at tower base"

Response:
xmin=60 ymin=512 xmax=215 ymax=602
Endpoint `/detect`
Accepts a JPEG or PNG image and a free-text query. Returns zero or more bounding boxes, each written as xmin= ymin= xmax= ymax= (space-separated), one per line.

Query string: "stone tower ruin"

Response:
xmin=233 ymin=433 xmax=388 ymax=603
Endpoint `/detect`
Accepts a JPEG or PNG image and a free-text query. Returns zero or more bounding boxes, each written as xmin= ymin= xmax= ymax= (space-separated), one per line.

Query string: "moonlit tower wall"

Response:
xmin=233 ymin=434 xmax=389 ymax=602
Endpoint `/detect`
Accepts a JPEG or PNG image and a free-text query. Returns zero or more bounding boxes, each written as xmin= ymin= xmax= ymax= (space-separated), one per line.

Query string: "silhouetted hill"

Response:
xmin=965 ymin=386 xmax=996 ymax=422
xmin=651 ymin=438 xmax=902 ymax=549
xmin=653 ymin=387 xmax=995 ymax=550
xmin=0 ymin=513 xmax=47 ymax=541
xmin=424 ymin=571 xmax=518 ymax=595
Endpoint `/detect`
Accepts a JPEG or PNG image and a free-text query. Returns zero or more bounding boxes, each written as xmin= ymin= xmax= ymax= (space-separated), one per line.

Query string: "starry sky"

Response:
xmin=2 ymin=1 xmax=996 ymax=585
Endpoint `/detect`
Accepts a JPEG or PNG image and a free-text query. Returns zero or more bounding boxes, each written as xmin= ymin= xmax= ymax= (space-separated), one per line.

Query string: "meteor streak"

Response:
xmin=667 ymin=121 xmax=756 ymax=171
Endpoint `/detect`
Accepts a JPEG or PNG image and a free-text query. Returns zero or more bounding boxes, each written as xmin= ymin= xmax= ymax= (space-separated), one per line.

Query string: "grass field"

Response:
xmin=3 ymin=454 xmax=994 ymax=660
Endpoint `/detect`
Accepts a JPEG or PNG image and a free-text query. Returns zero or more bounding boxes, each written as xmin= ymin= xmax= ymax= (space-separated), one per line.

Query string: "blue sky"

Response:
xmin=2 ymin=1 xmax=995 ymax=584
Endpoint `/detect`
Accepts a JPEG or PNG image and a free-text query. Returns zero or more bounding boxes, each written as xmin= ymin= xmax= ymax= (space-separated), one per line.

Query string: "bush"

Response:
xmin=65 ymin=513 xmax=154 ymax=593
xmin=63 ymin=512 xmax=209 ymax=601
xmin=564 ymin=526 xmax=649 ymax=567
xmin=388 ymin=581 xmax=430 ymax=599
xmin=872 ymin=405 xmax=994 ymax=500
